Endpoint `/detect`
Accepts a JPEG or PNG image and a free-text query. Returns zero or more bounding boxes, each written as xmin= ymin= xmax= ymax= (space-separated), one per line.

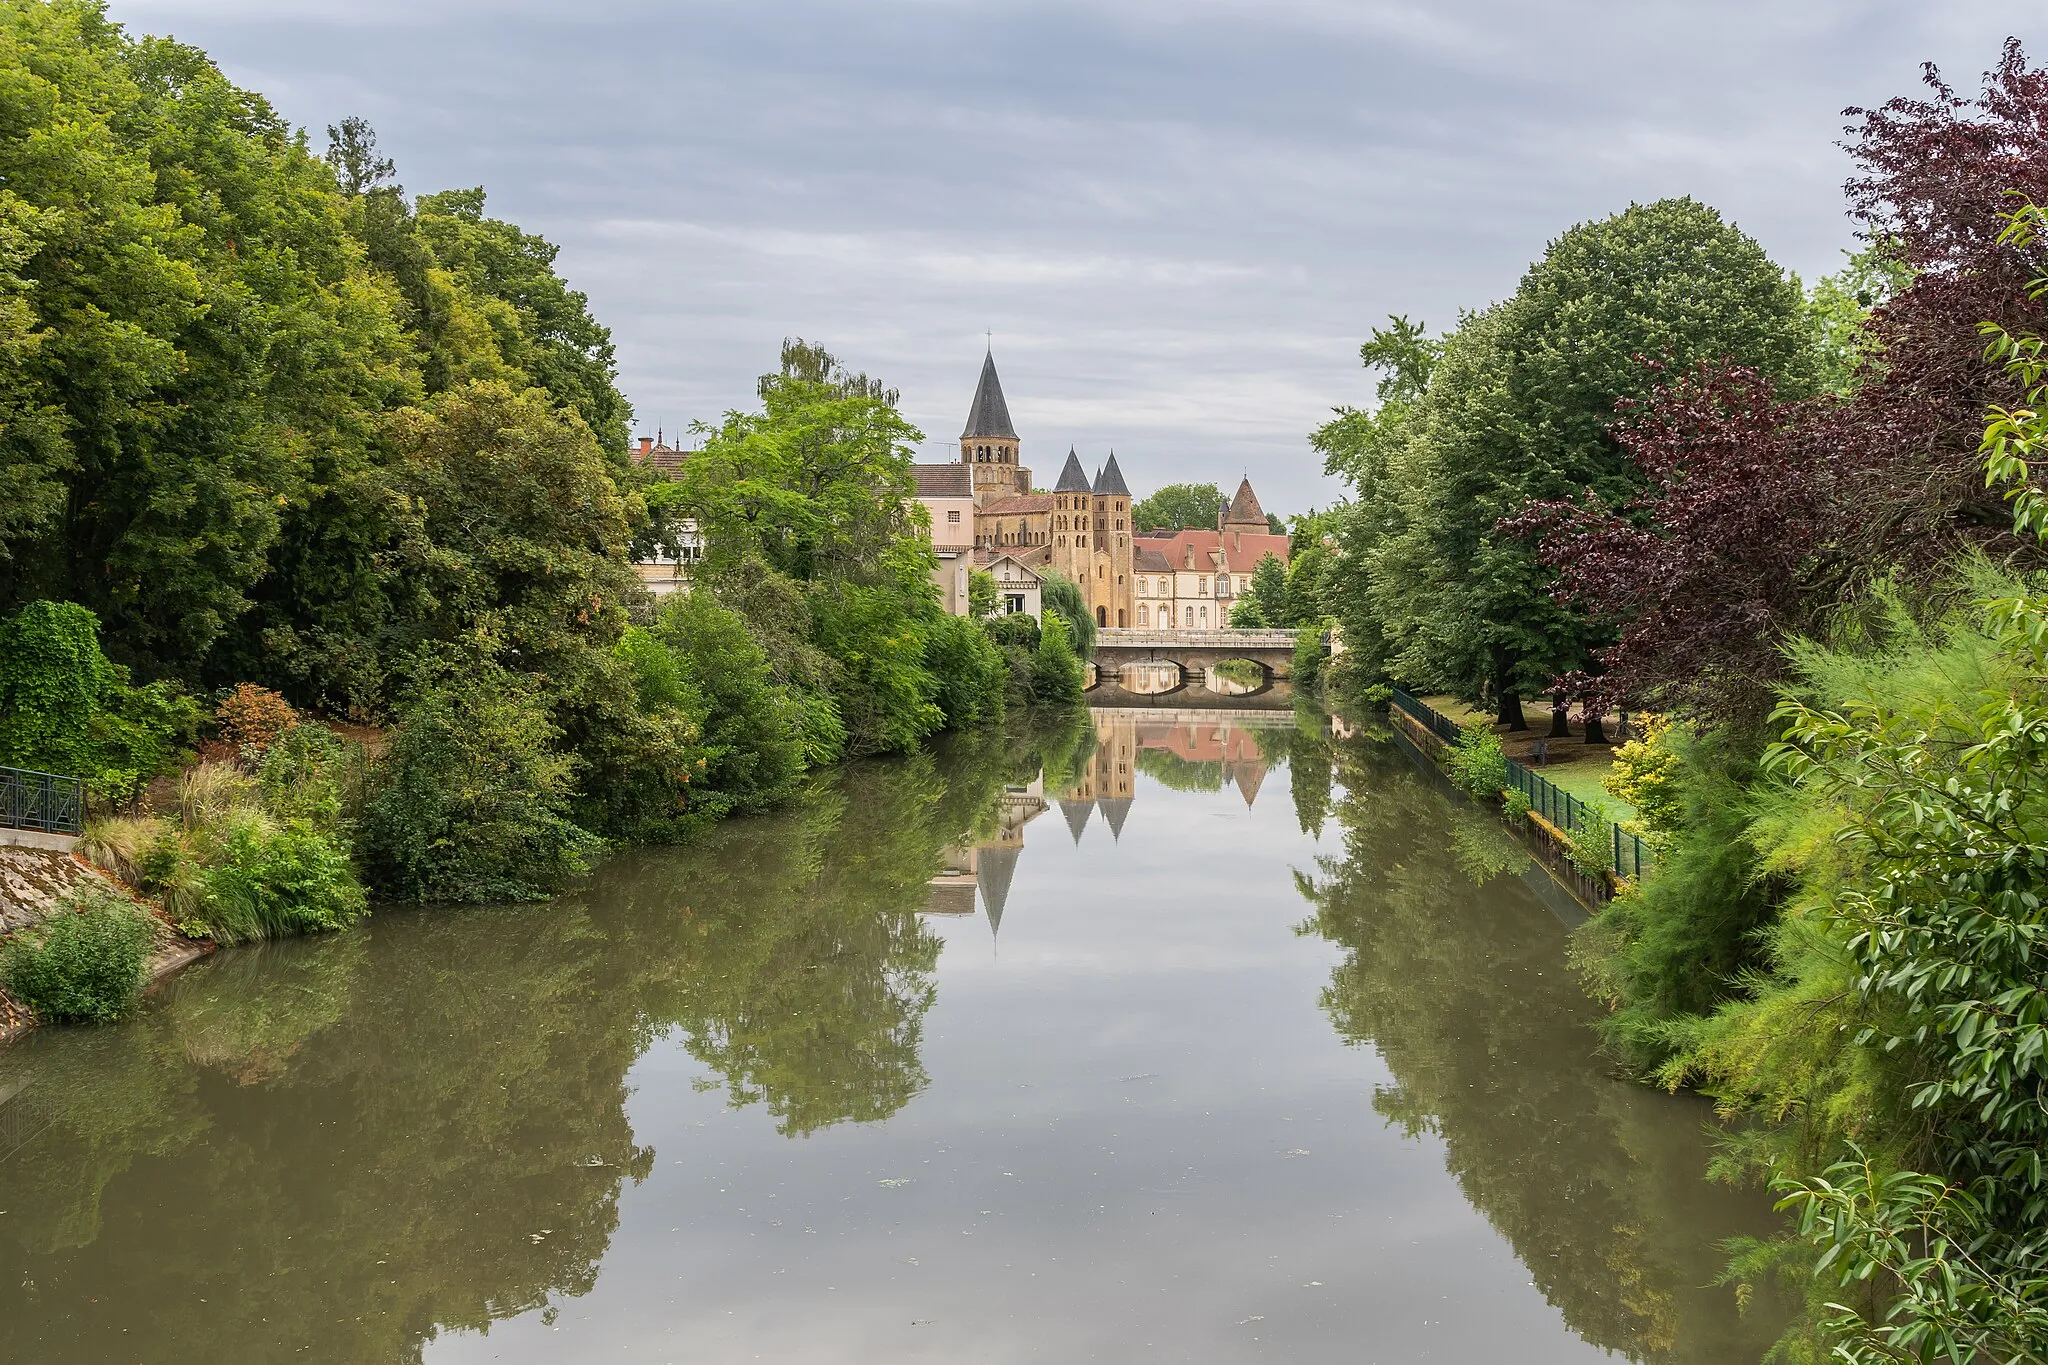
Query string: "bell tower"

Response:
xmin=959 ymin=350 xmax=1030 ymax=505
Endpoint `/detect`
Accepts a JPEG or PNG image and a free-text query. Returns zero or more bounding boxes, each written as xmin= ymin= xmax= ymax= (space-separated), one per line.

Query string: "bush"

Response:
xmin=360 ymin=670 xmax=601 ymax=902
xmin=215 ymin=683 xmax=299 ymax=762
xmin=256 ymin=722 xmax=364 ymax=834
xmin=652 ymin=590 xmax=806 ymax=813
xmin=1031 ymin=608 xmax=1087 ymax=706
xmin=922 ymin=613 xmax=1008 ymax=729
xmin=1 ymin=884 xmax=155 ymax=1024
xmin=191 ymin=816 xmax=368 ymax=944
xmin=1444 ymin=726 xmax=1507 ymax=799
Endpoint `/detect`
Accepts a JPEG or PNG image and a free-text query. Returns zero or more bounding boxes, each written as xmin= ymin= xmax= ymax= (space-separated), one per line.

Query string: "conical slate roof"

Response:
xmin=1097 ymin=796 xmax=1132 ymax=840
xmin=1053 ymin=448 xmax=1091 ymax=493
xmin=961 ymin=352 xmax=1017 ymax=439
xmin=1093 ymin=452 xmax=1130 ymax=498
xmin=1223 ymin=477 xmax=1266 ymax=528
xmin=977 ymin=845 xmax=1020 ymax=937
xmin=1057 ymin=797 xmax=1094 ymax=843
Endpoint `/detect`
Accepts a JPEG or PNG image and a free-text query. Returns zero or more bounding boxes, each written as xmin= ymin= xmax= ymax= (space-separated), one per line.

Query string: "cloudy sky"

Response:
xmin=119 ymin=0 xmax=2043 ymax=514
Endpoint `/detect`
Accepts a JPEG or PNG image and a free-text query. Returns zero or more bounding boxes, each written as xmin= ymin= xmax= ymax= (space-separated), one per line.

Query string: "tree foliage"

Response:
xmin=1132 ymin=482 xmax=1225 ymax=532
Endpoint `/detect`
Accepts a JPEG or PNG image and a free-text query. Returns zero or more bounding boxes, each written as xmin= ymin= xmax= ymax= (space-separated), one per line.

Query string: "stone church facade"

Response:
xmin=914 ymin=352 xmax=1137 ymax=627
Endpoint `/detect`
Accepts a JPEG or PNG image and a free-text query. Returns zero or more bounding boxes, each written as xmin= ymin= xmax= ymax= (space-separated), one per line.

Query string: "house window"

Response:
xmin=1138 ymin=605 xmax=1149 ymax=625
xmin=1200 ymin=606 xmax=1209 ymax=626
xmin=1184 ymin=606 xmax=1194 ymax=627
xmin=947 ymin=510 xmax=960 ymax=524
xmin=1005 ymin=594 xmax=1026 ymax=614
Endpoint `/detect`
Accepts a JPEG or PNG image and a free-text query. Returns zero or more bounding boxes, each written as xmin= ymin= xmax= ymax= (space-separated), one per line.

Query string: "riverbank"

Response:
xmin=0 ymin=845 xmax=214 ymax=1045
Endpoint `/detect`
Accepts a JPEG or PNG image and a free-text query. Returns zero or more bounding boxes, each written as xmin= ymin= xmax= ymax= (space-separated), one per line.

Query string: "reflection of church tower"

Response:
xmin=1092 ymin=710 xmax=1136 ymax=839
xmin=961 ymin=352 xmax=1030 ymax=506
xmin=976 ymin=844 xmax=1020 ymax=938
xmin=1057 ymin=795 xmax=1094 ymax=843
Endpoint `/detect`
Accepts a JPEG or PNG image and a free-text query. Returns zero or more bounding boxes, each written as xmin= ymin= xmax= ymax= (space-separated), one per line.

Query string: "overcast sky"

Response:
xmin=118 ymin=1 xmax=2044 ymax=514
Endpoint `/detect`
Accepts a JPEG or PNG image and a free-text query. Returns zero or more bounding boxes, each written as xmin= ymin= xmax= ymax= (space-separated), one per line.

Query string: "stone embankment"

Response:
xmin=0 ymin=844 xmax=209 ymax=1043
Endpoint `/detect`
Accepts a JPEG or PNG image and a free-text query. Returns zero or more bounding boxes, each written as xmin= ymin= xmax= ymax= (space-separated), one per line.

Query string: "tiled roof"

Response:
xmin=1092 ymin=453 xmax=1131 ymax=498
xmin=1052 ymin=449 xmax=1090 ymax=493
xmin=979 ymin=494 xmax=1055 ymax=516
xmin=1133 ymin=546 xmax=1174 ymax=573
xmin=1223 ymin=477 xmax=1267 ymax=528
xmin=1145 ymin=528 xmax=1290 ymax=575
xmin=961 ymin=352 xmax=1017 ymax=439
xmin=633 ymin=443 xmax=690 ymax=477
xmin=910 ymin=463 xmax=974 ymax=497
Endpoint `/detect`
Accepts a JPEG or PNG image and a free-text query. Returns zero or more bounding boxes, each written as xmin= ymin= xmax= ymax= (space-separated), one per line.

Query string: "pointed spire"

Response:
xmin=1053 ymin=448 xmax=1091 ymax=493
xmin=1057 ymin=797 xmax=1094 ymax=843
xmin=1223 ymin=477 xmax=1266 ymax=528
xmin=961 ymin=352 xmax=1017 ymax=439
xmin=1097 ymin=797 xmax=1132 ymax=840
xmin=977 ymin=845 xmax=1020 ymax=937
xmin=1093 ymin=452 xmax=1130 ymax=497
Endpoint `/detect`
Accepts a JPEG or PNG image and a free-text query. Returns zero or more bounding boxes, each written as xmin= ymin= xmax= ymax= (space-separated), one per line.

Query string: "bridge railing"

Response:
xmin=0 ymin=766 xmax=85 ymax=837
xmin=1096 ymin=628 xmax=1302 ymax=648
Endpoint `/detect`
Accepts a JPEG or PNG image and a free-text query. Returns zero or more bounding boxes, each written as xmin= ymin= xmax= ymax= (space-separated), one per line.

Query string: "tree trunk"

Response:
xmin=1581 ymin=707 xmax=1609 ymax=746
xmin=1548 ymin=692 xmax=1572 ymax=739
xmin=1496 ymin=691 xmax=1527 ymax=730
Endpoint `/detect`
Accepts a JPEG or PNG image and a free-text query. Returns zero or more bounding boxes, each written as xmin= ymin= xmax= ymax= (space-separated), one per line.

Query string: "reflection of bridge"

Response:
xmin=1088 ymin=628 xmax=1317 ymax=699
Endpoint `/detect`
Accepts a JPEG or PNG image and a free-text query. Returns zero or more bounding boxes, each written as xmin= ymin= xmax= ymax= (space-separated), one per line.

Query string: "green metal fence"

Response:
xmin=0 ymin=766 xmax=84 ymax=836
xmin=1389 ymin=688 xmax=1651 ymax=884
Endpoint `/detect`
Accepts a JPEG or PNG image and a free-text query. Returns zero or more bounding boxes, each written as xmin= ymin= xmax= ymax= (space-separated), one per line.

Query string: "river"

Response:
xmin=0 ymin=707 xmax=1788 ymax=1364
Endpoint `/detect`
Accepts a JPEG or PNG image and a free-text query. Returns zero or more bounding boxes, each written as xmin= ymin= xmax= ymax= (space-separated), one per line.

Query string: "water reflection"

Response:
xmin=0 ymin=709 xmax=1783 ymax=1364
xmin=1293 ymin=733 xmax=1786 ymax=1363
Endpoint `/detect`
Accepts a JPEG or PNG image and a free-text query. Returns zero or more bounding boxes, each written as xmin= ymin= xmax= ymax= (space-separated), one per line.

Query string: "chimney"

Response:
xmin=637 ymin=436 xmax=653 ymax=457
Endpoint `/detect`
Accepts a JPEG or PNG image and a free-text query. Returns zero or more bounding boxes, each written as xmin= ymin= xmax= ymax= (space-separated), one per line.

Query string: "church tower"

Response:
xmin=960 ymin=351 xmax=1030 ymax=506
xmin=1050 ymin=448 xmax=1093 ymax=587
xmin=1090 ymin=454 xmax=1133 ymax=628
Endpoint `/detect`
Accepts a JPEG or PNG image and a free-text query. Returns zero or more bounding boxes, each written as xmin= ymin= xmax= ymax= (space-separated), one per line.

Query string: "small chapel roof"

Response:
xmin=1092 ymin=453 xmax=1131 ymax=498
xmin=1223 ymin=477 xmax=1267 ymax=528
xmin=961 ymin=352 xmax=1017 ymax=440
xmin=1052 ymin=448 xmax=1091 ymax=493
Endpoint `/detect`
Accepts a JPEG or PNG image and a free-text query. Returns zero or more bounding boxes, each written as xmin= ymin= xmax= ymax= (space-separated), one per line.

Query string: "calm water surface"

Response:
xmin=0 ymin=709 xmax=1787 ymax=1363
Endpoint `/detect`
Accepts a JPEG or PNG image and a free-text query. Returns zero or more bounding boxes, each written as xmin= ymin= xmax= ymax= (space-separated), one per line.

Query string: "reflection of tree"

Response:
xmin=0 ymin=726 xmax=1050 ymax=1362
xmin=1294 ymin=738 xmax=1786 ymax=1365
xmin=1134 ymin=747 xmax=1225 ymax=792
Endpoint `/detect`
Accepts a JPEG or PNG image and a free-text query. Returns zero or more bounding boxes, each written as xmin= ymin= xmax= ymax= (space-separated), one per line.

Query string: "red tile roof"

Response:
xmin=1144 ymin=528 xmax=1289 ymax=575
xmin=911 ymin=463 xmax=974 ymax=497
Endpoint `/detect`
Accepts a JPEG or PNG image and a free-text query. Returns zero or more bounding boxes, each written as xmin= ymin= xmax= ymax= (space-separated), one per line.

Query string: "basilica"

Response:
xmin=910 ymin=352 xmax=1287 ymax=629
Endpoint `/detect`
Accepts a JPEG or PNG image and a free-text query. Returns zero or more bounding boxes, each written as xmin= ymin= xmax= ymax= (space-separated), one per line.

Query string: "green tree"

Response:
xmin=1804 ymin=240 xmax=1914 ymax=397
xmin=650 ymin=588 xmax=805 ymax=817
xmin=1031 ymin=608 xmax=1087 ymax=705
xmin=1038 ymin=571 xmax=1096 ymax=657
xmin=1370 ymin=200 xmax=1813 ymax=721
xmin=967 ymin=568 xmax=999 ymax=619
xmin=1133 ymin=482 xmax=1225 ymax=531
xmin=1229 ymin=552 xmax=1290 ymax=627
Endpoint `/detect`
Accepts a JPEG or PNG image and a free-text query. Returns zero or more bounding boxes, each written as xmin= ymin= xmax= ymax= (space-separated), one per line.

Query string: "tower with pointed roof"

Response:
xmin=1089 ymin=454 xmax=1133 ymax=628
xmin=960 ymin=351 xmax=1030 ymax=504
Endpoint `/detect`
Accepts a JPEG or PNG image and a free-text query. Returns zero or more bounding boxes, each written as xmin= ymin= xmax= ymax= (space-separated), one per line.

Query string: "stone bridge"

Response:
xmin=1087 ymin=628 xmax=1318 ymax=698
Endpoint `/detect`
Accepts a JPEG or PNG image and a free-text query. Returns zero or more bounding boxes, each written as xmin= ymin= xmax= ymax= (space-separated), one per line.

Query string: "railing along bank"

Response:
xmin=1388 ymin=689 xmax=1651 ymax=886
xmin=0 ymin=766 xmax=85 ymax=837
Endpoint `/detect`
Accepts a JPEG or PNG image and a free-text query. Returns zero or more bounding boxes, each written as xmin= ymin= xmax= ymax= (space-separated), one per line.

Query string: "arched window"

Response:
xmin=1096 ymin=606 xmax=1107 ymax=627
xmin=1137 ymin=605 xmax=1148 ymax=626
xmin=1118 ymin=609 xmax=1126 ymax=627
xmin=1184 ymin=606 xmax=1194 ymax=627
xmin=1200 ymin=606 xmax=1209 ymax=626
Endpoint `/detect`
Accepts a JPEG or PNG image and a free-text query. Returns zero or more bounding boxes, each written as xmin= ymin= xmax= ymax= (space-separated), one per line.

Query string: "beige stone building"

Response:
xmin=1130 ymin=480 xmax=1289 ymax=628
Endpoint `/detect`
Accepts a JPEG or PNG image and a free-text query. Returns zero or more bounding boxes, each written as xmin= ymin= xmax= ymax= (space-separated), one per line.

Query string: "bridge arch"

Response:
xmin=1204 ymin=659 xmax=1271 ymax=697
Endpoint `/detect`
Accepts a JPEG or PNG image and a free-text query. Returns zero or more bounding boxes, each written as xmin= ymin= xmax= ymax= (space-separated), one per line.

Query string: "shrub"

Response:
xmin=922 ymin=613 xmax=1008 ymax=729
xmin=179 ymin=760 xmax=258 ymax=828
xmin=79 ymin=814 xmax=171 ymax=888
xmin=191 ymin=816 xmax=368 ymax=944
xmin=360 ymin=670 xmax=601 ymax=902
xmin=1031 ymin=608 xmax=1087 ymax=706
xmin=214 ymin=683 xmax=299 ymax=762
xmin=1502 ymin=788 xmax=1533 ymax=826
xmin=1559 ymin=796 xmax=1619 ymax=881
xmin=256 ymin=723 xmax=364 ymax=834
xmin=1 ymin=884 xmax=155 ymax=1024
xmin=653 ymin=590 xmax=805 ymax=813
xmin=1444 ymin=726 xmax=1508 ymax=800
xmin=1604 ymin=716 xmax=1684 ymax=848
